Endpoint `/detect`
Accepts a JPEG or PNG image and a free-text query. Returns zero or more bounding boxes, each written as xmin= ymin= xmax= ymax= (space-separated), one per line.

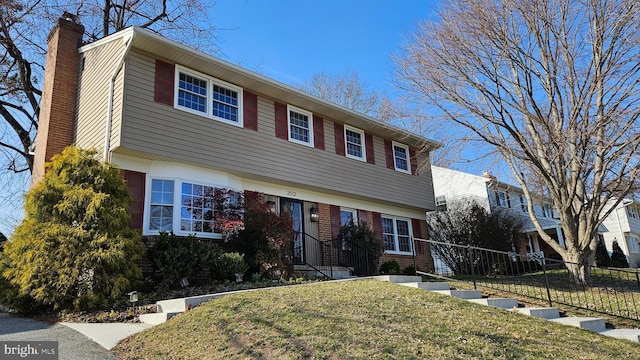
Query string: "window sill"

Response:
xmin=384 ymin=250 xmax=413 ymax=256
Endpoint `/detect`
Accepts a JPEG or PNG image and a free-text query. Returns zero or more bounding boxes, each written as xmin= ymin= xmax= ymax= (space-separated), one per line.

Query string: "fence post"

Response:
xmin=412 ymin=237 xmax=418 ymax=276
xmin=468 ymin=245 xmax=477 ymax=290
xmin=542 ymin=262 xmax=553 ymax=307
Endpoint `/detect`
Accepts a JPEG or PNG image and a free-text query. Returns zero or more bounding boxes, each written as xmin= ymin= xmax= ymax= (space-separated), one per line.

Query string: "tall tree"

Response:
xmin=396 ymin=0 xmax=640 ymax=284
xmin=298 ymin=70 xmax=381 ymax=116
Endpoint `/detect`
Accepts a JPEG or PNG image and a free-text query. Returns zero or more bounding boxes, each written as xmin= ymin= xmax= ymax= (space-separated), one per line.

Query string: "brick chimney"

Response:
xmin=30 ymin=12 xmax=84 ymax=187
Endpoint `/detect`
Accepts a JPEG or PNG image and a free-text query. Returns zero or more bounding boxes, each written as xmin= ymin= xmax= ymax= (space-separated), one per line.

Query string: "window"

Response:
xmin=520 ymin=195 xmax=528 ymax=212
xmin=150 ymin=179 xmax=174 ymax=231
xmin=180 ymin=182 xmax=216 ymax=233
xmin=495 ymin=191 xmax=510 ymax=208
xmin=435 ymin=196 xmax=447 ymax=212
xmin=175 ymin=66 xmax=242 ymax=126
xmin=345 ymin=126 xmax=366 ymax=161
xmin=541 ymin=204 xmax=554 ymax=218
xmin=147 ymin=178 xmax=241 ymax=238
xmin=627 ymin=236 xmax=639 ymax=253
xmin=287 ymin=105 xmax=314 ymax=146
xmin=340 ymin=208 xmax=358 ymax=226
xmin=627 ymin=206 xmax=639 ymax=220
xmin=392 ymin=142 xmax=410 ymax=173
xmin=382 ymin=216 xmax=412 ymax=254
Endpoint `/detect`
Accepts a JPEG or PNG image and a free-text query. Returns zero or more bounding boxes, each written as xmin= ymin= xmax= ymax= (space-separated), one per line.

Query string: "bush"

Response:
xmin=379 ymin=260 xmax=401 ymax=275
xmin=402 ymin=265 xmax=416 ymax=276
xmin=212 ymin=252 xmax=249 ymax=282
xmin=610 ymin=241 xmax=630 ymax=268
xmin=337 ymin=222 xmax=383 ymax=276
xmin=145 ymin=232 xmax=221 ymax=289
xmin=1 ymin=147 xmax=143 ymax=311
xmin=595 ymin=238 xmax=612 ymax=267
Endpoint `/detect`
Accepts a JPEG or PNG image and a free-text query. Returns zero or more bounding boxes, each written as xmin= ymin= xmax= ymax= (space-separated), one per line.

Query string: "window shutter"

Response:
xmin=412 ymin=218 xmax=423 ymax=254
xmin=313 ymin=115 xmax=325 ymax=150
xmin=330 ymin=205 xmax=342 ymax=243
xmin=365 ymin=133 xmax=375 ymax=164
xmin=334 ymin=123 xmax=345 ymax=156
xmin=275 ymin=102 xmax=288 ymax=139
xmin=154 ymin=60 xmax=174 ymax=105
xmin=384 ymin=140 xmax=394 ymax=169
xmin=243 ymin=91 xmax=258 ymax=131
xmin=358 ymin=210 xmax=368 ymax=225
xmin=123 ymin=170 xmax=146 ymax=229
xmin=410 ymin=148 xmax=418 ymax=175
xmin=372 ymin=212 xmax=384 ymax=248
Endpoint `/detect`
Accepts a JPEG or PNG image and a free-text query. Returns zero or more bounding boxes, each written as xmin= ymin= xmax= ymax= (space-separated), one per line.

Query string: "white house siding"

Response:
xmin=600 ymin=201 xmax=640 ymax=267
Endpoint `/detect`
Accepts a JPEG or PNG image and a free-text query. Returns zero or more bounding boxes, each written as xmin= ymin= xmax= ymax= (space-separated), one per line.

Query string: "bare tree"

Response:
xmin=298 ymin=70 xmax=381 ymax=116
xmin=396 ymin=0 xmax=640 ymax=283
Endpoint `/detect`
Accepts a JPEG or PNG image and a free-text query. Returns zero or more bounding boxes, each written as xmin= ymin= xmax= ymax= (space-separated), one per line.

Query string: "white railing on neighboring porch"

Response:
xmin=526 ymin=251 xmax=545 ymax=265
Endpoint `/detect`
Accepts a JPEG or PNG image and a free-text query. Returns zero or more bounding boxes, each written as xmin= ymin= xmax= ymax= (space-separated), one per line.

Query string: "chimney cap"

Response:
xmin=61 ymin=11 xmax=80 ymax=24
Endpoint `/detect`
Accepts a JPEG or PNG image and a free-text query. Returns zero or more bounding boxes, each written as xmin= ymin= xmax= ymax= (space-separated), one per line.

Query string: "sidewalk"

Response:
xmin=60 ymin=322 xmax=154 ymax=350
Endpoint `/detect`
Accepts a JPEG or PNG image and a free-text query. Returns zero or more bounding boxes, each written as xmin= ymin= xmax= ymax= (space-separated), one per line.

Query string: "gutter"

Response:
xmin=104 ymin=31 xmax=136 ymax=162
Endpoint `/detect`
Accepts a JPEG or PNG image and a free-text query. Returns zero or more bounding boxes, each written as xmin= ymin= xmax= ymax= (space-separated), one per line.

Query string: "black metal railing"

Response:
xmin=415 ymin=237 xmax=640 ymax=322
xmin=297 ymin=232 xmax=375 ymax=279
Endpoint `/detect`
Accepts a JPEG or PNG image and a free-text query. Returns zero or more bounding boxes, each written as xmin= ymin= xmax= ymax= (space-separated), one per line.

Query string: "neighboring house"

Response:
xmin=31 ymin=15 xmax=441 ymax=276
xmin=600 ymin=199 xmax=640 ymax=267
xmin=430 ymin=166 xmax=565 ymax=260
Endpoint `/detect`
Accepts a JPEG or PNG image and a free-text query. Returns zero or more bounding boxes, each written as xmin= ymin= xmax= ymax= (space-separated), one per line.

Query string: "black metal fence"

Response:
xmin=415 ymin=237 xmax=640 ymax=322
xmin=300 ymin=232 xmax=374 ymax=278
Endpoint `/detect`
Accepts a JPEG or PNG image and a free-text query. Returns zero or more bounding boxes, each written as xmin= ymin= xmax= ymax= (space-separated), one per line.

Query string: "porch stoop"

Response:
xmin=294 ymin=265 xmax=356 ymax=279
xmin=373 ymin=275 xmax=640 ymax=344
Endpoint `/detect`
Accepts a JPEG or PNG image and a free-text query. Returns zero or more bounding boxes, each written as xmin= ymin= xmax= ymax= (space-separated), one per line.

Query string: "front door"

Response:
xmin=281 ymin=198 xmax=304 ymax=264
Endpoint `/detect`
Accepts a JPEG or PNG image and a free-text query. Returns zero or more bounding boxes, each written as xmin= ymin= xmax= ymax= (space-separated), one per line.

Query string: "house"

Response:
xmin=600 ymin=199 xmax=640 ymax=267
xmin=31 ymin=14 xmax=441 ymax=277
xmin=430 ymin=166 xmax=565 ymax=260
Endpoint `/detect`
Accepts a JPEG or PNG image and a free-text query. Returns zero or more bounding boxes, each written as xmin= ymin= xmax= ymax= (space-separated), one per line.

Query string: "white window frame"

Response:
xmin=344 ymin=125 xmax=366 ymax=161
xmin=520 ymin=195 xmax=528 ymax=212
xmin=287 ymin=105 xmax=314 ymax=147
xmin=145 ymin=177 xmax=244 ymax=239
xmin=149 ymin=179 xmax=175 ymax=232
xmin=627 ymin=236 xmax=639 ymax=254
xmin=435 ymin=195 xmax=447 ymax=212
xmin=541 ymin=204 xmax=553 ymax=218
xmin=627 ymin=206 xmax=639 ymax=220
xmin=392 ymin=141 xmax=411 ymax=174
xmin=382 ymin=215 xmax=413 ymax=255
xmin=174 ymin=65 xmax=243 ymax=127
xmin=340 ymin=208 xmax=358 ymax=226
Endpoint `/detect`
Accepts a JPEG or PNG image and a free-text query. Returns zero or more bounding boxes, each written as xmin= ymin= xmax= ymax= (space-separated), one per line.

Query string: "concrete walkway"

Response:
xmin=60 ymin=322 xmax=153 ymax=350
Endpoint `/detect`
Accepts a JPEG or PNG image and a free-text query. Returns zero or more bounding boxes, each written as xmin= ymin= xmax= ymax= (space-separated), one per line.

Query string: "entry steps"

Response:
xmin=372 ymin=275 xmax=640 ymax=344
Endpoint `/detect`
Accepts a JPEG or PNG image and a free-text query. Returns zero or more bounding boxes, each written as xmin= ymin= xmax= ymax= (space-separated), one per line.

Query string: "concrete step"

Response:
xmin=400 ymin=282 xmax=451 ymax=291
xmin=432 ymin=289 xmax=482 ymax=299
xmin=599 ymin=329 xmax=640 ymax=343
xmin=549 ymin=317 xmax=606 ymax=333
xmin=515 ymin=307 xmax=560 ymax=319
xmin=307 ymin=270 xmax=352 ymax=279
xmin=138 ymin=312 xmax=180 ymax=325
xmin=372 ymin=275 xmax=422 ymax=284
xmin=468 ymin=298 xmax=518 ymax=309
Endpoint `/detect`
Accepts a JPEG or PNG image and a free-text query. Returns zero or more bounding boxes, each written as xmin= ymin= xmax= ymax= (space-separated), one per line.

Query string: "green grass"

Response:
xmin=113 ymin=280 xmax=640 ymax=359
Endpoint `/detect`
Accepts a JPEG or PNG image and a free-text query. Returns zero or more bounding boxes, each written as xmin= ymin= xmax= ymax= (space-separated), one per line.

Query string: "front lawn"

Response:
xmin=113 ymin=280 xmax=640 ymax=359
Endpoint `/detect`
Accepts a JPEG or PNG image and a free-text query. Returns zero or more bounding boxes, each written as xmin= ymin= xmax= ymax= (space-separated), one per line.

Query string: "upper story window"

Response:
xmin=393 ymin=142 xmax=411 ymax=174
xmin=287 ymin=105 xmax=314 ymax=147
xmin=435 ymin=195 xmax=447 ymax=212
xmin=520 ymin=195 xmax=528 ymax=212
xmin=175 ymin=66 xmax=242 ymax=126
xmin=541 ymin=204 xmax=554 ymax=218
xmin=345 ymin=126 xmax=366 ymax=161
xmin=627 ymin=206 xmax=639 ymax=220
xmin=495 ymin=190 xmax=510 ymax=208
xmin=382 ymin=216 xmax=412 ymax=254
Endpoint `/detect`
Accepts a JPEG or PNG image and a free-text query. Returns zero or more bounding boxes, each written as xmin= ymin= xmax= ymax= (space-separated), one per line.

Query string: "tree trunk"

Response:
xmin=563 ymin=250 xmax=594 ymax=285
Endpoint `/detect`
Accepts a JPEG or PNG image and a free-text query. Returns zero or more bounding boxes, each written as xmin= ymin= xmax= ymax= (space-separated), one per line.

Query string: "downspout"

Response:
xmin=104 ymin=31 xmax=136 ymax=162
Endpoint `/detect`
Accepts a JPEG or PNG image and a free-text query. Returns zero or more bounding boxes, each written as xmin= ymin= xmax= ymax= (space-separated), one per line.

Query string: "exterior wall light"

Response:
xmin=310 ymin=207 xmax=319 ymax=222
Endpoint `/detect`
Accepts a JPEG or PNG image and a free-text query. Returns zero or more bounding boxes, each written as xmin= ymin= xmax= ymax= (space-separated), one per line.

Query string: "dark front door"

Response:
xmin=281 ymin=198 xmax=304 ymax=264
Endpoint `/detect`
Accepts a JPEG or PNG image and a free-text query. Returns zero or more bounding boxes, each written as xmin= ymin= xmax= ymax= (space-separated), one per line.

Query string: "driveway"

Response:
xmin=0 ymin=313 xmax=116 ymax=360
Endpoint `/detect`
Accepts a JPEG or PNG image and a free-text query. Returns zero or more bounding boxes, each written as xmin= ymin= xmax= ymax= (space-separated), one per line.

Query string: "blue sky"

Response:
xmin=212 ymin=0 xmax=437 ymax=97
